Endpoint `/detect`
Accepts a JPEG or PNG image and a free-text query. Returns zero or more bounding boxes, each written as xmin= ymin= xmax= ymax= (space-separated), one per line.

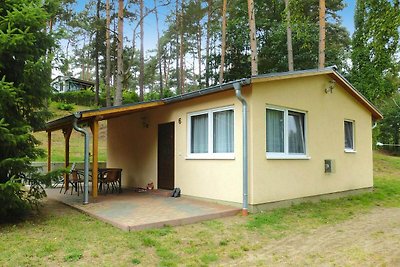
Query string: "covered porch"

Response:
xmin=45 ymin=101 xmax=165 ymax=200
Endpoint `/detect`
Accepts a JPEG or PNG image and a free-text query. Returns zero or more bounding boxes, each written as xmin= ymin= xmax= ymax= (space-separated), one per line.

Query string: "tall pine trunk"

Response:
xmin=219 ymin=0 xmax=227 ymax=84
xmin=247 ymin=0 xmax=258 ymax=76
xmin=139 ymin=0 xmax=145 ymax=101
xmin=165 ymin=45 xmax=172 ymax=89
xmin=175 ymin=0 xmax=180 ymax=94
xmin=105 ymin=0 xmax=111 ymax=107
xmin=318 ymin=0 xmax=326 ymax=69
xmin=179 ymin=0 xmax=185 ymax=93
xmin=285 ymin=0 xmax=294 ymax=71
xmin=197 ymin=25 xmax=202 ymax=89
xmin=154 ymin=0 xmax=163 ymax=97
xmin=205 ymin=0 xmax=212 ymax=87
xmin=115 ymin=0 xmax=124 ymax=106
xmin=94 ymin=0 xmax=100 ymax=106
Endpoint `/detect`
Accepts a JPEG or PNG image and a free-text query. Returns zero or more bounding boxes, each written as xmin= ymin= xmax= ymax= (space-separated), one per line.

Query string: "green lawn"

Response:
xmin=1 ymin=151 xmax=399 ymax=266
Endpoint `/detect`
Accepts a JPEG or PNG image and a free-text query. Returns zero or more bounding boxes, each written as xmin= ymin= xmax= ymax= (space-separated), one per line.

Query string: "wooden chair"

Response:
xmin=100 ymin=169 xmax=120 ymax=194
xmin=59 ymin=163 xmax=76 ymax=193
xmin=68 ymin=170 xmax=84 ymax=196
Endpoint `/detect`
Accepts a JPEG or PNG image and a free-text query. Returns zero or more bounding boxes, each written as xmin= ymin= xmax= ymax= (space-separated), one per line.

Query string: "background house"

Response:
xmin=51 ymin=76 xmax=94 ymax=93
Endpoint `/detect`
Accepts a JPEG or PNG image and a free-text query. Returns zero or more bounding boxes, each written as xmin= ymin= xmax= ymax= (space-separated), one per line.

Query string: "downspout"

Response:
xmin=72 ymin=112 xmax=89 ymax=205
xmin=234 ymin=82 xmax=248 ymax=216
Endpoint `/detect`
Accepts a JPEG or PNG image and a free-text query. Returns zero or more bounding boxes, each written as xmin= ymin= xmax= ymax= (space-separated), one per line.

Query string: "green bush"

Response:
xmin=122 ymin=91 xmax=140 ymax=104
xmin=52 ymin=88 xmax=176 ymax=107
xmin=0 ymin=169 xmax=66 ymax=222
xmin=0 ymin=179 xmax=30 ymax=219
xmin=56 ymin=102 xmax=74 ymax=111
xmin=52 ymin=90 xmax=105 ymax=107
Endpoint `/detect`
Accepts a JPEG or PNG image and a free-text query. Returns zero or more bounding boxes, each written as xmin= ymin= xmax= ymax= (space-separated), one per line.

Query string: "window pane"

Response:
xmin=213 ymin=110 xmax=234 ymax=153
xmin=266 ymin=109 xmax=284 ymax=152
xmin=191 ymin=114 xmax=208 ymax=153
xmin=288 ymin=111 xmax=305 ymax=154
xmin=344 ymin=121 xmax=354 ymax=149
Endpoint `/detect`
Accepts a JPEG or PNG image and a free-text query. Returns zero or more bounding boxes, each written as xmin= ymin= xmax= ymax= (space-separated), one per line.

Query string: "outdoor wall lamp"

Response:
xmin=325 ymin=80 xmax=335 ymax=94
xmin=141 ymin=116 xmax=149 ymax=128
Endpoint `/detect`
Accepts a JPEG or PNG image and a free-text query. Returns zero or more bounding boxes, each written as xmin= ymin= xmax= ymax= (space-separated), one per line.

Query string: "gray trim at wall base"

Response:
xmin=163 ymin=187 xmax=373 ymax=213
xmin=248 ymin=187 xmax=373 ymax=213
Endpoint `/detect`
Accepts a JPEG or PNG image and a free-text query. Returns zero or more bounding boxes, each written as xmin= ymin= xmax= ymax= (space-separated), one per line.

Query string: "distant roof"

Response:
xmin=52 ymin=75 xmax=95 ymax=86
xmin=44 ymin=67 xmax=382 ymax=132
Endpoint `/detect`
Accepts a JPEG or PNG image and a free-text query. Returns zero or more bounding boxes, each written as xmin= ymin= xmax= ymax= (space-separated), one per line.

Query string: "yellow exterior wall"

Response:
xmin=107 ymin=75 xmax=374 ymax=206
xmin=107 ymin=90 xmax=249 ymax=204
xmin=250 ymin=75 xmax=373 ymax=204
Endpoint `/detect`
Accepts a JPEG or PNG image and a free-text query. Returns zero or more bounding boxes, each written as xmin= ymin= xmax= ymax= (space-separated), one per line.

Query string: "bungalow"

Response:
xmin=45 ymin=67 xmax=382 ymax=213
xmin=51 ymin=76 xmax=95 ymax=93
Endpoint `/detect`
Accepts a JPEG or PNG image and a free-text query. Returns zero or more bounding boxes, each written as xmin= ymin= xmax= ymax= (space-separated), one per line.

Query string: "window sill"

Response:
xmin=266 ymin=154 xmax=311 ymax=160
xmin=186 ymin=154 xmax=235 ymax=160
xmin=344 ymin=149 xmax=356 ymax=153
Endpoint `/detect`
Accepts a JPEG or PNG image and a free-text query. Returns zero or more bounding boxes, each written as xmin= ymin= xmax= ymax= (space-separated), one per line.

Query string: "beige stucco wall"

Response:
xmin=250 ymin=75 xmax=373 ymax=204
xmin=107 ymin=89 xmax=249 ymax=204
xmin=107 ymin=75 xmax=374 ymax=206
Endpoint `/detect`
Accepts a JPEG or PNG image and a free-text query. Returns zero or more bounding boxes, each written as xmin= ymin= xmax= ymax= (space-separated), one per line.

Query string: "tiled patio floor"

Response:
xmin=46 ymin=188 xmax=240 ymax=231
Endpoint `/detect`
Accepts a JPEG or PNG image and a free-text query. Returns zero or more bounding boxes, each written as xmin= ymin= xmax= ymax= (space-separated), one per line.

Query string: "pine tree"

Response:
xmin=0 ymin=0 xmax=61 ymax=218
xmin=115 ymin=0 xmax=124 ymax=106
xmin=247 ymin=0 xmax=258 ymax=76
xmin=285 ymin=0 xmax=294 ymax=71
xmin=220 ymin=0 xmax=227 ymax=84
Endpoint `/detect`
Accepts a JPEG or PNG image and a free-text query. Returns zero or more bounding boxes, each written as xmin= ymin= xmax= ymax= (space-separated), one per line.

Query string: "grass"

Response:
xmin=33 ymin=102 xmax=107 ymax=162
xmin=0 ymin=151 xmax=399 ymax=266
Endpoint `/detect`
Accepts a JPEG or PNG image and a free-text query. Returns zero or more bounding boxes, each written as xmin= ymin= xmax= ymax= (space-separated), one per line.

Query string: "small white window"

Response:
xmin=188 ymin=106 xmax=234 ymax=159
xmin=344 ymin=120 xmax=355 ymax=152
xmin=266 ymin=106 xmax=307 ymax=159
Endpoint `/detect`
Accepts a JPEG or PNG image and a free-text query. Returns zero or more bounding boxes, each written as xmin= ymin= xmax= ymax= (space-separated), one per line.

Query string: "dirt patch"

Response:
xmin=222 ymin=207 xmax=400 ymax=266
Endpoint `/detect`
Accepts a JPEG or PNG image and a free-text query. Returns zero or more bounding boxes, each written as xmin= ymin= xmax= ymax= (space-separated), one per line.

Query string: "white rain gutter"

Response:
xmin=234 ymin=82 xmax=249 ymax=216
xmin=72 ymin=112 xmax=89 ymax=204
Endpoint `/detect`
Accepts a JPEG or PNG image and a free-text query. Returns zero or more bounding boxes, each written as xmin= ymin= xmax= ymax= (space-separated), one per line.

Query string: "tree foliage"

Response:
xmin=53 ymin=0 xmax=350 ymax=101
xmin=378 ymin=92 xmax=400 ymax=146
xmin=350 ymin=0 xmax=400 ymax=103
xmin=0 ymin=0 xmax=61 ymax=219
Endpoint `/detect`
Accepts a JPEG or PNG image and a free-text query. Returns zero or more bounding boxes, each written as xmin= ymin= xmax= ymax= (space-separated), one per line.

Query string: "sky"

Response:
xmin=338 ymin=0 xmax=356 ymax=36
xmin=72 ymin=0 xmax=357 ymax=52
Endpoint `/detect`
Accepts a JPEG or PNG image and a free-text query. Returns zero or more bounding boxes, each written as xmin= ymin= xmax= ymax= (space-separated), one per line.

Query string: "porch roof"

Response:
xmin=44 ymin=79 xmax=250 ymax=132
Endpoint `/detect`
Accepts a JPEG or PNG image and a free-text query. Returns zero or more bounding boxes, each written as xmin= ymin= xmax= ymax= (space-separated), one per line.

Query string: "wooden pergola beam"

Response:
xmin=47 ymin=131 xmax=51 ymax=173
xmin=63 ymin=127 xmax=72 ymax=190
xmin=90 ymin=119 xmax=99 ymax=197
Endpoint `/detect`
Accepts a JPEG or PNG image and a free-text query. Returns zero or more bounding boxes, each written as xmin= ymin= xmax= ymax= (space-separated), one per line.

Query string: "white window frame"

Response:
xmin=344 ymin=119 xmax=356 ymax=153
xmin=266 ymin=105 xmax=309 ymax=160
xmin=187 ymin=106 xmax=235 ymax=159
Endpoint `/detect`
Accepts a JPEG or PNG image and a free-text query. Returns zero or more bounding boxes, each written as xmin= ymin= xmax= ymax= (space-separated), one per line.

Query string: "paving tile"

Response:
xmin=46 ymin=188 xmax=240 ymax=231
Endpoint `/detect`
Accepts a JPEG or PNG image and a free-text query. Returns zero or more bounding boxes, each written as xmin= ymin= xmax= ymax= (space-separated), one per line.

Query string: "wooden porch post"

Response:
xmin=47 ymin=131 xmax=52 ymax=173
xmin=90 ymin=119 xmax=99 ymax=197
xmin=63 ymin=127 xmax=72 ymax=190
